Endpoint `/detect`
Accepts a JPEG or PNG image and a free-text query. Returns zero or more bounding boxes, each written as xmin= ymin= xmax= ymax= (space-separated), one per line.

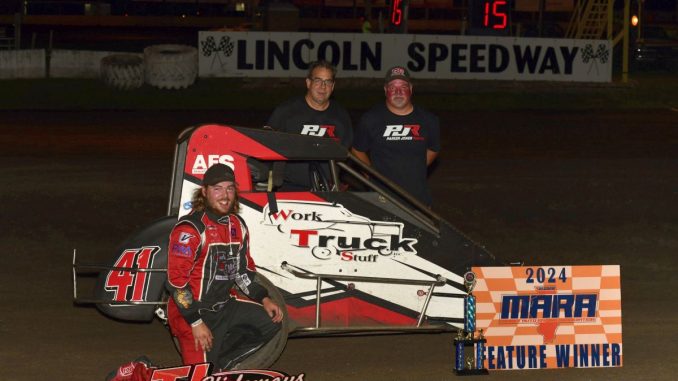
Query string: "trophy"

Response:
xmin=453 ymin=271 xmax=488 ymax=376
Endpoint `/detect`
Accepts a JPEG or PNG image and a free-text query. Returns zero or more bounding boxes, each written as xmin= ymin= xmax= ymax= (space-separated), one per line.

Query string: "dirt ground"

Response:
xmin=0 ymin=109 xmax=677 ymax=380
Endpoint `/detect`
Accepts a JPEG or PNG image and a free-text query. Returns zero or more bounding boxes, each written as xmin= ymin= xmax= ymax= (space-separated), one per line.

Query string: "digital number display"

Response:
xmin=391 ymin=0 xmax=404 ymax=26
xmin=469 ymin=0 xmax=511 ymax=35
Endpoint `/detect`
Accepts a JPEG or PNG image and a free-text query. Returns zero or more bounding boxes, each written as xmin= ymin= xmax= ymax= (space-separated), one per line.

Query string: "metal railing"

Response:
xmin=281 ymin=261 xmax=447 ymax=331
xmin=338 ymin=155 xmax=441 ymax=234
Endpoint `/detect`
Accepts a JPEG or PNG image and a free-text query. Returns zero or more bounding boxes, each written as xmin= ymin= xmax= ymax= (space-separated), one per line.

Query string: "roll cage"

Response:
xmin=167 ymin=125 xmax=442 ymax=234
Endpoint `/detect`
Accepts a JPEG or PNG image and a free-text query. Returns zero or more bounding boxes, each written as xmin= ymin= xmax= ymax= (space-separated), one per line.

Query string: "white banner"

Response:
xmin=198 ymin=32 xmax=612 ymax=82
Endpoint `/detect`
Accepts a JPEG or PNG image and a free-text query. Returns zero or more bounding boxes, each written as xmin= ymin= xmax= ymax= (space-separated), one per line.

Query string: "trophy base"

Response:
xmin=454 ymin=369 xmax=489 ymax=376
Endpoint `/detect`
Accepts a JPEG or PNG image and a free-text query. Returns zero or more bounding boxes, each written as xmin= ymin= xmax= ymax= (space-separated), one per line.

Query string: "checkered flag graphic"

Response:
xmin=582 ymin=44 xmax=595 ymax=63
xmin=218 ymin=37 xmax=234 ymax=56
xmin=201 ymin=35 xmax=235 ymax=71
xmin=596 ymin=44 xmax=609 ymax=63
xmin=201 ymin=36 xmax=218 ymax=57
xmin=201 ymin=36 xmax=234 ymax=57
xmin=582 ymin=43 xmax=609 ymax=76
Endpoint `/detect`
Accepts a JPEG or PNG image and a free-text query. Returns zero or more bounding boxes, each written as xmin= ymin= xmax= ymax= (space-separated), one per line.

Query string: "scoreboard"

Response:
xmin=386 ymin=0 xmax=513 ymax=35
xmin=469 ymin=0 xmax=512 ymax=36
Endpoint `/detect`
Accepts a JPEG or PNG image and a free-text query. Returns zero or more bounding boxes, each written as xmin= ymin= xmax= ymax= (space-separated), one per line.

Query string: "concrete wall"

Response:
xmin=0 ymin=49 xmax=45 ymax=79
xmin=0 ymin=49 xmax=141 ymax=79
xmin=50 ymin=49 xmax=123 ymax=78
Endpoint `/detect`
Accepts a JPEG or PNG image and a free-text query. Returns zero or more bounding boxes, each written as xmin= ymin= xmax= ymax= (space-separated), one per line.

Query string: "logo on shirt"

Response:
xmin=382 ymin=125 xmax=424 ymax=141
xmin=301 ymin=124 xmax=337 ymax=140
xmin=171 ymin=243 xmax=192 ymax=257
xmin=179 ymin=232 xmax=195 ymax=244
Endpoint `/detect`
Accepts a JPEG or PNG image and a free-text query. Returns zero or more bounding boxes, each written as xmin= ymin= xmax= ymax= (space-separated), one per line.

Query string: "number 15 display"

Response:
xmin=469 ymin=0 xmax=512 ymax=36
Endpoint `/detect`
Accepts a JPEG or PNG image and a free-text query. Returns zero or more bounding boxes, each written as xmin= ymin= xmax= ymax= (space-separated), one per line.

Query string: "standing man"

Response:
xmin=166 ymin=164 xmax=283 ymax=370
xmin=266 ymin=60 xmax=353 ymax=190
xmin=351 ymin=66 xmax=440 ymax=206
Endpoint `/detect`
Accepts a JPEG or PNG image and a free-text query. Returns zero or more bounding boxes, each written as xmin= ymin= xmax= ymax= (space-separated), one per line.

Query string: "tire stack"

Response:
xmin=100 ymin=54 xmax=144 ymax=90
xmin=143 ymin=44 xmax=198 ymax=90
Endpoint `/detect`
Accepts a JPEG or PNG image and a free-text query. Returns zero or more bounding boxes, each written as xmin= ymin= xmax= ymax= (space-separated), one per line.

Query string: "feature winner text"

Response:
xmin=484 ymin=343 xmax=622 ymax=369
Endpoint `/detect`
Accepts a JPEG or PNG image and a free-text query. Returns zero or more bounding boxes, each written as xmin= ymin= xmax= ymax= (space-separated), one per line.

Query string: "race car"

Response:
xmin=73 ymin=124 xmax=500 ymax=368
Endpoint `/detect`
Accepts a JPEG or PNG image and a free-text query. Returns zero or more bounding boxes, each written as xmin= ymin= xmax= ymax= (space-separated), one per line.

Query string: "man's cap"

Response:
xmin=203 ymin=164 xmax=235 ymax=186
xmin=384 ymin=66 xmax=411 ymax=84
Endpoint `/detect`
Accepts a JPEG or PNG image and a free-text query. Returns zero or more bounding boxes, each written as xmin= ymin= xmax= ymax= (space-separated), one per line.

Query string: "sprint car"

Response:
xmin=73 ymin=124 xmax=500 ymax=368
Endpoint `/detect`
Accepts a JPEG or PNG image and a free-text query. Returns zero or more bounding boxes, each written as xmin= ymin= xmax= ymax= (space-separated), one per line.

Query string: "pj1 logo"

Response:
xmin=383 ymin=125 xmax=424 ymax=141
xmin=301 ymin=124 xmax=337 ymax=139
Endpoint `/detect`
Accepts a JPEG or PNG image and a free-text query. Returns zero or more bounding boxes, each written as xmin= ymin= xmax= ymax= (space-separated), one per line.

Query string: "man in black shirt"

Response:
xmin=352 ymin=66 xmax=440 ymax=206
xmin=266 ymin=60 xmax=353 ymax=190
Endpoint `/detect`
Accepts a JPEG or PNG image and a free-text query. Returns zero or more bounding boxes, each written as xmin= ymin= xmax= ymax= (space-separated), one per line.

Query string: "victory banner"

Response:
xmin=472 ymin=265 xmax=622 ymax=370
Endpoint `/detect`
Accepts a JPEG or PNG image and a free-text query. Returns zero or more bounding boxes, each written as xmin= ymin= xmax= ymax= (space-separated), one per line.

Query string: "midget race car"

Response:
xmin=73 ymin=124 xmax=500 ymax=369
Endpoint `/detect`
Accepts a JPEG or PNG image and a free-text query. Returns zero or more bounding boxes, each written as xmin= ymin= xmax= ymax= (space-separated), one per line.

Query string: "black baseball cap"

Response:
xmin=202 ymin=163 xmax=235 ymax=185
xmin=384 ymin=66 xmax=411 ymax=85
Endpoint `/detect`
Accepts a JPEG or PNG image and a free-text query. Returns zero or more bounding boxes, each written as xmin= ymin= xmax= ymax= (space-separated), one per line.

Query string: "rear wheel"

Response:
xmin=233 ymin=274 xmax=289 ymax=370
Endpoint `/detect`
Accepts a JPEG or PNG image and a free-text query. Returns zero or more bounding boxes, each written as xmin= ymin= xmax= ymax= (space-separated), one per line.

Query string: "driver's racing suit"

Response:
xmin=166 ymin=209 xmax=280 ymax=370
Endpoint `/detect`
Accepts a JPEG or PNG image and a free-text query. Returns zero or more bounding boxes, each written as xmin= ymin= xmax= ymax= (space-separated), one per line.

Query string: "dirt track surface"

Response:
xmin=1 ymin=110 xmax=677 ymax=381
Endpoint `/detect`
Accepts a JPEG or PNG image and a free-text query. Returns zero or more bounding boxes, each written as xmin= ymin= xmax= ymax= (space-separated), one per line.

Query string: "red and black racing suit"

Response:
xmin=166 ymin=209 xmax=280 ymax=370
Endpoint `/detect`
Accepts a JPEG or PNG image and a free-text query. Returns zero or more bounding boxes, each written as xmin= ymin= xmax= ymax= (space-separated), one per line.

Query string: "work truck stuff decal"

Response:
xmin=261 ymin=201 xmax=418 ymax=261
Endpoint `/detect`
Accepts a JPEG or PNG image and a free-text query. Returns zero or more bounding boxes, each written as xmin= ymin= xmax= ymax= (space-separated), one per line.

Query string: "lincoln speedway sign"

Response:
xmin=472 ymin=265 xmax=623 ymax=370
xmin=198 ymin=32 xmax=611 ymax=82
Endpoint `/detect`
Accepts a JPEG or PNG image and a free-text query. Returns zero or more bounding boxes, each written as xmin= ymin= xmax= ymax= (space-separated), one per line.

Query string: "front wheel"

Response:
xmin=233 ymin=274 xmax=288 ymax=370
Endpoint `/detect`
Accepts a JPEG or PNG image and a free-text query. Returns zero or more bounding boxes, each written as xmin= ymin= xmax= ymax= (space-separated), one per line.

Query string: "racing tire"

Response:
xmin=143 ymin=44 xmax=198 ymax=90
xmin=100 ymin=54 xmax=144 ymax=90
xmin=232 ymin=274 xmax=289 ymax=370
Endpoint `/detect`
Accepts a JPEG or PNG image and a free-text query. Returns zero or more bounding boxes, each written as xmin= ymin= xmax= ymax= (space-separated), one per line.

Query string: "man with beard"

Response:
xmin=166 ymin=164 xmax=283 ymax=370
xmin=351 ymin=66 xmax=440 ymax=206
xmin=266 ymin=60 xmax=353 ymax=190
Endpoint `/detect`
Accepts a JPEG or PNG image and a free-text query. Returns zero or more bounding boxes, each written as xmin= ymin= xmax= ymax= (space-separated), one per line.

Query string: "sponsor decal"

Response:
xmin=383 ymin=124 xmax=424 ymax=141
xmin=269 ymin=210 xmax=323 ymax=222
xmin=213 ymin=245 xmax=239 ymax=281
xmin=150 ymin=362 xmax=305 ymax=381
xmin=183 ymin=201 xmax=193 ymax=210
xmin=262 ymin=201 xmax=418 ymax=261
xmin=179 ymin=232 xmax=194 ymax=244
xmin=473 ymin=266 xmax=623 ymax=370
xmin=301 ymin=124 xmax=337 ymax=140
xmin=192 ymin=154 xmax=235 ymax=175
xmin=175 ymin=288 xmax=193 ymax=309
xmin=207 ymin=225 xmax=219 ymax=239
xmin=290 ymin=230 xmax=416 ymax=253
xmin=117 ymin=362 xmax=135 ymax=378
xmin=171 ymin=243 xmax=192 ymax=258
xmin=340 ymin=251 xmax=378 ymax=263
xmin=500 ymin=292 xmax=598 ymax=333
